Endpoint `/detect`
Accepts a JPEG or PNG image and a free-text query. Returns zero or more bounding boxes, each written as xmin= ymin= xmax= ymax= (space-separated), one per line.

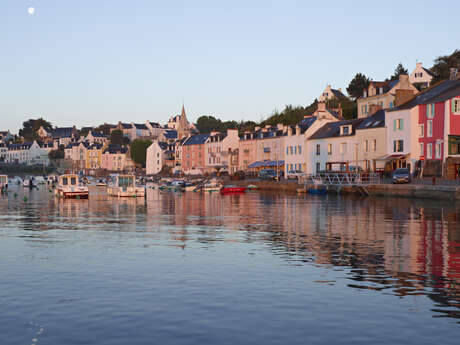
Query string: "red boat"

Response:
xmin=220 ymin=185 xmax=247 ymax=194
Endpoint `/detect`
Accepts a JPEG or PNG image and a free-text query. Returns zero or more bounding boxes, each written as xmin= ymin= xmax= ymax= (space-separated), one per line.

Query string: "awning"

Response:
xmin=375 ymin=154 xmax=408 ymax=161
xmin=248 ymin=160 xmax=285 ymax=168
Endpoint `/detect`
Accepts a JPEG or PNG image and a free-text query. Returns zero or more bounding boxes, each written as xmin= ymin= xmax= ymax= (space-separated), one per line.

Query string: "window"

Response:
xmin=316 ymin=162 xmax=321 ymax=173
xmin=364 ymin=140 xmax=369 ymax=152
xmin=420 ymin=143 xmax=424 ymax=157
xmin=340 ymin=143 xmax=347 ymax=154
xmin=373 ymin=139 xmax=377 ymax=151
xmin=294 ymin=146 xmax=297 ymax=154
xmin=286 ymin=147 xmax=289 ymax=155
xmin=427 ymin=120 xmax=433 ymax=137
xmin=316 ymin=144 xmax=320 ymax=155
xmin=327 ymin=143 xmax=332 ymax=155
xmin=290 ymin=146 xmax=293 ymax=154
xmin=298 ymin=145 xmax=302 ymax=154
xmin=452 ymin=99 xmax=460 ymax=114
xmin=427 ymin=104 xmax=435 ymax=119
xmin=394 ymin=119 xmax=404 ymax=130
xmin=427 ymin=143 xmax=432 ymax=159
xmin=435 ymin=142 xmax=442 ymax=159
xmin=341 ymin=125 xmax=351 ymax=135
xmin=393 ymin=140 xmax=404 ymax=152
xmin=419 ymin=124 xmax=424 ymax=137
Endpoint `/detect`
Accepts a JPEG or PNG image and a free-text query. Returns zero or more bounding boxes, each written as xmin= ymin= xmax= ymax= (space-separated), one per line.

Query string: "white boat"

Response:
xmin=96 ymin=179 xmax=107 ymax=186
xmin=23 ymin=176 xmax=36 ymax=188
xmin=202 ymin=179 xmax=222 ymax=192
xmin=0 ymin=175 xmax=8 ymax=191
xmin=55 ymin=174 xmax=89 ymax=199
xmin=107 ymin=174 xmax=145 ymax=197
xmin=34 ymin=176 xmax=46 ymax=185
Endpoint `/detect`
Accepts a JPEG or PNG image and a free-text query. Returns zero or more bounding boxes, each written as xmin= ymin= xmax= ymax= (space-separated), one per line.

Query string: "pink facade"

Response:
xmin=418 ymin=103 xmax=445 ymax=160
xmin=101 ymin=152 xmax=127 ymax=171
xmin=449 ymin=92 xmax=460 ymax=134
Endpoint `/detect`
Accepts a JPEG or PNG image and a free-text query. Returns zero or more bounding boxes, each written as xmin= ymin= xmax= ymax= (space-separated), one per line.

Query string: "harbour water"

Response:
xmin=1 ymin=186 xmax=459 ymax=344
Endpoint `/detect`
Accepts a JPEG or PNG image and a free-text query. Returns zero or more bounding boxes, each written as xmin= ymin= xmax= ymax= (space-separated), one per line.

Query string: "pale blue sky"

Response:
xmin=1 ymin=0 xmax=458 ymax=133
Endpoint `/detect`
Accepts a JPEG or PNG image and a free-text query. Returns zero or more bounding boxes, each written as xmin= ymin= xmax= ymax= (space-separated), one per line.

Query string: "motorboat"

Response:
xmin=247 ymin=184 xmax=259 ymax=191
xmin=107 ymin=174 xmax=145 ymax=197
xmin=0 ymin=175 xmax=8 ymax=192
xmin=202 ymin=179 xmax=222 ymax=192
xmin=96 ymin=179 xmax=107 ymax=186
xmin=220 ymin=185 xmax=246 ymax=194
xmin=23 ymin=176 xmax=36 ymax=188
xmin=55 ymin=174 xmax=89 ymax=199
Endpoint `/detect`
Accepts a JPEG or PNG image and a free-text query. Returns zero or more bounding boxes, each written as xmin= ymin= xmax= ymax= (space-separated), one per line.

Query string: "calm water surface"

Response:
xmin=0 ymin=186 xmax=459 ymax=344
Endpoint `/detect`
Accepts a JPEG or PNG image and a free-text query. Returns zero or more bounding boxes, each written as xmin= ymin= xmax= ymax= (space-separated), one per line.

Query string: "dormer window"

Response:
xmin=340 ymin=125 xmax=351 ymax=135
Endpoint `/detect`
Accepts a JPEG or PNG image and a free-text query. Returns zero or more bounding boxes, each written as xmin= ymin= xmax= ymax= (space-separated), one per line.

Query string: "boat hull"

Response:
xmin=220 ymin=187 xmax=246 ymax=194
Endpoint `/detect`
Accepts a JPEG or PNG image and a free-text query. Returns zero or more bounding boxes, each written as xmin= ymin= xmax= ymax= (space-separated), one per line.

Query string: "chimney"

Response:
xmin=398 ymin=74 xmax=410 ymax=85
xmin=287 ymin=127 xmax=293 ymax=136
xmin=317 ymin=101 xmax=326 ymax=112
xmin=416 ymin=62 xmax=422 ymax=69
xmin=368 ymin=104 xmax=382 ymax=116
xmin=277 ymin=123 xmax=284 ymax=131
xmin=295 ymin=125 xmax=300 ymax=136
xmin=450 ymin=67 xmax=459 ymax=80
xmin=395 ymin=89 xmax=416 ymax=107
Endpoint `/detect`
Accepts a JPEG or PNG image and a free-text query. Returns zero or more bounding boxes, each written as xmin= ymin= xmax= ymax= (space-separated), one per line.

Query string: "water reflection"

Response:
xmin=1 ymin=186 xmax=459 ymax=325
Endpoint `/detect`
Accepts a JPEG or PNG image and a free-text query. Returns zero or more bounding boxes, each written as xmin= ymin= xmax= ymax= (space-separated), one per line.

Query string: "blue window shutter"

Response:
xmin=432 ymin=104 xmax=435 ymax=118
xmin=393 ymin=119 xmax=397 ymax=131
xmin=400 ymin=119 xmax=404 ymax=130
xmin=426 ymin=105 xmax=429 ymax=118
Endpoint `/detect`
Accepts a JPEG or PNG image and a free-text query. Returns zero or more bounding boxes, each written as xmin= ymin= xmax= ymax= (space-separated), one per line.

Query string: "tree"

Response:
xmin=430 ymin=49 xmax=460 ymax=84
xmin=130 ymin=139 xmax=152 ymax=166
xmin=19 ymin=118 xmax=53 ymax=141
xmin=346 ymin=73 xmax=370 ymax=100
xmin=94 ymin=123 xmax=114 ymax=136
xmin=110 ymin=129 xmax=125 ymax=146
xmin=390 ymin=63 xmax=408 ymax=80
xmin=48 ymin=149 xmax=65 ymax=160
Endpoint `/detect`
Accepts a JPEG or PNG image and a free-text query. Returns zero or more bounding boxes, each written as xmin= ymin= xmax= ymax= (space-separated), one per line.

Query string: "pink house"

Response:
xmin=101 ymin=145 xmax=129 ymax=172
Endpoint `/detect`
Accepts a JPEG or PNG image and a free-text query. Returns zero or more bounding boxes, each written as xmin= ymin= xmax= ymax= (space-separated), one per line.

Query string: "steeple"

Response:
xmin=181 ymin=103 xmax=186 ymax=118
xmin=178 ymin=104 xmax=190 ymax=139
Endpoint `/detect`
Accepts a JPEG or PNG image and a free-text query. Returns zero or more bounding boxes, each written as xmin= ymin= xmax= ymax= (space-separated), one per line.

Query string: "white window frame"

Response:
xmin=327 ymin=143 xmax=332 ymax=155
xmin=453 ymin=99 xmax=460 ymax=115
xmin=419 ymin=124 xmax=424 ymax=138
xmin=427 ymin=143 xmax=433 ymax=159
xmin=427 ymin=120 xmax=433 ymax=137
xmin=435 ymin=142 xmax=442 ymax=159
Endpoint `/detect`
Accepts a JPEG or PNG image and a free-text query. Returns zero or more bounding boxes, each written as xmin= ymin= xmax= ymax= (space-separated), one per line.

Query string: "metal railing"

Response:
xmin=299 ymin=172 xmax=381 ymax=186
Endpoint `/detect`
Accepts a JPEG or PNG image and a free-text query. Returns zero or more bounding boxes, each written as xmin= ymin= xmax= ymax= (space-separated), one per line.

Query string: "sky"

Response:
xmin=1 ymin=0 xmax=459 ymax=133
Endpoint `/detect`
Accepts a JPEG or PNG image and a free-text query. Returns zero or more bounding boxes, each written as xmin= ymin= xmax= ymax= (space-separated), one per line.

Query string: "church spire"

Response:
xmin=181 ymin=103 xmax=186 ymax=118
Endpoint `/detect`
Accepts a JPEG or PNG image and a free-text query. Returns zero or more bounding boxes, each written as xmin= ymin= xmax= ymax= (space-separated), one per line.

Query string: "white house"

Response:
xmin=5 ymin=141 xmax=50 ymax=165
xmin=85 ymin=131 xmax=108 ymax=144
xmin=385 ymin=106 xmax=419 ymax=172
xmin=307 ymin=119 xmax=364 ymax=174
xmin=146 ymin=140 xmax=175 ymax=175
xmin=409 ymin=62 xmax=434 ymax=89
xmin=319 ymin=85 xmax=346 ymax=102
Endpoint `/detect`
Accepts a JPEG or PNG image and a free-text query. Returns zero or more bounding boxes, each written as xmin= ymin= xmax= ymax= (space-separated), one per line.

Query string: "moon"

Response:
xmin=28 ymin=7 xmax=35 ymax=15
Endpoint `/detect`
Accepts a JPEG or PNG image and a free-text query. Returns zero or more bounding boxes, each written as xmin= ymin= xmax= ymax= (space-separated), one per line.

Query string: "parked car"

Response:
xmin=286 ymin=170 xmax=305 ymax=180
xmin=258 ymin=169 xmax=279 ymax=181
xmin=392 ymin=168 xmax=411 ymax=184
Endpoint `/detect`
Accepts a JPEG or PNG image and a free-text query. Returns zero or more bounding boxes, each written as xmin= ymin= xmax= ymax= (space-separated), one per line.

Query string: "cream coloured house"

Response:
xmin=409 ymin=62 xmax=434 ymax=89
xmin=319 ymin=85 xmax=346 ymax=101
xmin=357 ymin=74 xmax=418 ymax=118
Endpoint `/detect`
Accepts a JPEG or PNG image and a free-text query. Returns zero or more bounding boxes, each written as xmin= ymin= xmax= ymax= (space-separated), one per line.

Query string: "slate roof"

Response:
xmin=183 ymin=134 xmax=209 ymax=146
xmin=133 ymin=123 xmax=149 ymax=130
xmin=104 ymin=145 xmax=127 ymax=154
xmin=326 ymin=108 xmax=342 ymax=119
xmin=331 ymin=88 xmax=346 ymax=99
xmin=51 ymin=127 xmax=74 ymax=138
xmin=356 ymin=110 xmax=386 ymax=130
xmin=120 ymin=123 xmax=132 ymax=129
xmin=149 ymin=122 xmax=160 ymax=128
xmin=309 ymin=119 xmax=363 ymax=140
xmin=89 ymin=131 xmax=108 ymax=138
xmin=163 ymin=130 xmax=178 ymax=139
xmin=390 ymin=78 xmax=460 ymax=111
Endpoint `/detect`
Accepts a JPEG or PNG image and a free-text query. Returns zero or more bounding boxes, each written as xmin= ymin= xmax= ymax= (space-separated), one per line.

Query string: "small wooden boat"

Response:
xmin=107 ymin=174 xmax=145 ymax=197
xmin=308 ymin=188 xmax=327 ymax=195
xmin=55 ymin=174 xmax=89 ymax=199
xmin=220 ymin=185 xmax=246 ymax=194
